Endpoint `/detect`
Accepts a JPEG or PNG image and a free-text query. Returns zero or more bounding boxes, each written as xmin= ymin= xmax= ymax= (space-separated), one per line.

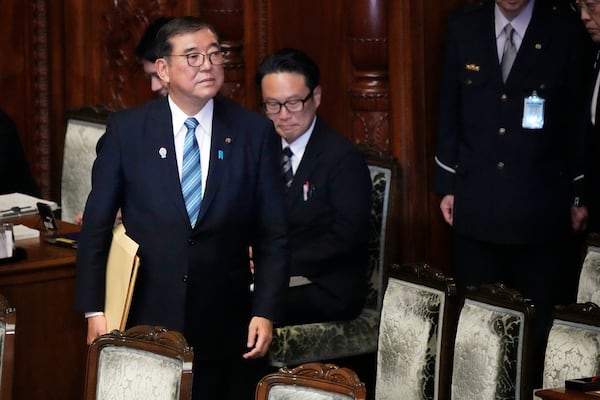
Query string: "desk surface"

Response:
xmin=0 ymin=214 xmax=86 ymax=399
xmin=536 ymin=388 xmax=600 ymax=399
xmin=1 ymin=215 xmax=79 ymax=279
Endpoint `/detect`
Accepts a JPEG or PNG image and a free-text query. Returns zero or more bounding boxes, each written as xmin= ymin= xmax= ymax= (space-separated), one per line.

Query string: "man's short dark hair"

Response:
xmin=155 ymin=17 xmax=220 ymax=59
xmin=134 ymin=17 xmax=173 ymax=62
xmin=255 ymin=48 xmax=320 ymax=92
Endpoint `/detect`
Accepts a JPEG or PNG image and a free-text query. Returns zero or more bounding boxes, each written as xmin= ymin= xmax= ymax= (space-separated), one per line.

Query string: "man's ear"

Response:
xmin=313 ymin=85 xmax=322 ymax=109
xmin=155 ymin=58 xmax=170 ymax=83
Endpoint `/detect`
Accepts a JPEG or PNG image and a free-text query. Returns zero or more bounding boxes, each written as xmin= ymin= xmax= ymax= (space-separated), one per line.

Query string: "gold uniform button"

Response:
xmin=498 ymin=128 xmax=506 ymax=135
xmin=497 ymin=162 xmax=505 ymax=170
xmin=501 ymin=94 xmax=508 ymax=101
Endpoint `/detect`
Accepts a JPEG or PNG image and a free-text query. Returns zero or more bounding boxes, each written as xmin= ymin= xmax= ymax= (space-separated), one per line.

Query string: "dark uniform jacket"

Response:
xmin=435 ymin=1 xmax=587 ymax=244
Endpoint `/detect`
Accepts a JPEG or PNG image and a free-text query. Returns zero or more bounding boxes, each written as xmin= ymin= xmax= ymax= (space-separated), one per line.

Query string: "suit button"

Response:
xmin=188 ymin=239 xmax=196 ymax=246
xmin=497 ymin=162 xmax=505 ymax=170
xmin=498 ymin=128 xmax=506 ymax=135
xmin=501 ymin=94 xmax=508 ymax=101
xmin=182 ymin=274 xmax=189 ymax=282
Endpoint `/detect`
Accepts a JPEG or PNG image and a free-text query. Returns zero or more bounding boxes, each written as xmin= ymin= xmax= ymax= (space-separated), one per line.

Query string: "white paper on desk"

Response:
xmin=13 ymin=224 xmax=39 ymax=240
xmin=104 ymin=224 xmax=140 ymax=331
xmin=0 ymin=192 xmax=59 ymax=218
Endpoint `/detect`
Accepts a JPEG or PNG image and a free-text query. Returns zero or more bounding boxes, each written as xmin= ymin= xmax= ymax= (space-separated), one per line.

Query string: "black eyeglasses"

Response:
xmin=572 ymin=0 xmax=600 ymax=13
xmin=167 ymin=50 xmax=226 ymax=67
xmin=262 ymin=91 xmax=314 ymax=115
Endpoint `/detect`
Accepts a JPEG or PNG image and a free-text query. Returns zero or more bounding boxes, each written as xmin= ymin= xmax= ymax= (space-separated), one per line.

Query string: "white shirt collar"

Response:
xmin=168 ymin=96 xmax=214 ymax=137
xmin=495 ymin=0 xmax=534 ymax=40
xmin=281 ymin=116 xmax=316 ymax=160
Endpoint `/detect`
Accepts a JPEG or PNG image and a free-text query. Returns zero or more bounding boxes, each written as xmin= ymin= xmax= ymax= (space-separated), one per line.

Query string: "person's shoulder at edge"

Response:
xmin=213 ymin=93 xmax=272 ymax=126
xmin=450 ymin=0 xmax=491 ymax=20
xmin=107 ymin=96 xmax=168 ymax=122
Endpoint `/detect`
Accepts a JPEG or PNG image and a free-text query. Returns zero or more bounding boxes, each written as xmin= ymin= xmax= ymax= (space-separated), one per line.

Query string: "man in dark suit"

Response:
xmin=255 ymin=48 xmax=372 ymax=325
xmin=0 ymin=108 xmax=40 ymax=196
xmin=76 ymin=17 xmax=289 ymax=400
xmin=435 ymin=0 xmax=588 ymax=384
xmin=577 ymin=1 xmax=600 ymax=231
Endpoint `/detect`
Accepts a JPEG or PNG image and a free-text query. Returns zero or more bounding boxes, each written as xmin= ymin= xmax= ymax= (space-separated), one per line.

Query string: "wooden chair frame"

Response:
xmin=256 ymin=362 xmax=367 ymax=400
xmin=0 ymin=294 xmax=15 ymax=400
xmin=452 ymin=283 xmax=536 ymax=400
xmin=381 ymin=263 xmax=458 ymax=400
xmin=83 ymin=325 xmax=193 ymax=400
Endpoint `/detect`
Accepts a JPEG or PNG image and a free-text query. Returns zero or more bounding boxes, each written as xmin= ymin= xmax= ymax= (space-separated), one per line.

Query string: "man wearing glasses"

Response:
xmin=76 ymin=17 xmax=289 ymax=400
xmin=256 ymin=48 xmax=372 ymax=325
xmin=435 ymin=0 xmax=588 ymax=386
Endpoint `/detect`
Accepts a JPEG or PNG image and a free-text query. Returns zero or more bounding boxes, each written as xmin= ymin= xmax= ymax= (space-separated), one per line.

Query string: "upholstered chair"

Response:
xmin=268 ymin=147 xmax=400 ymax=367
xmin=255 ymin=362 xmax=366 ymax=400
xmin=61 ymin=105 xmax=111 ymax=223
xmin=541 ymin=302 xmax=600 ymax=390
xmin=83 ymin=325 xmax=193 ymax=400
xmin=450 ymin=283 xmax=535 ymax=400
xmin=376 ymin=263 xmax=457 ymax=400
xmin=576 ymin=233 xmax=600 ymax=304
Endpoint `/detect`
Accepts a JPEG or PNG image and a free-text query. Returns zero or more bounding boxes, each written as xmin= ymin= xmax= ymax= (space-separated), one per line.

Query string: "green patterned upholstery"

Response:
xmin=376 ymin=264 xmax=457 ymax=400
xmin=268 ymin=152 xmax=397 ymax=367
xmin=542 ymin=303 xmax=600 ymax=390
xmin=450 ymin=284 xmax=535 ymax=400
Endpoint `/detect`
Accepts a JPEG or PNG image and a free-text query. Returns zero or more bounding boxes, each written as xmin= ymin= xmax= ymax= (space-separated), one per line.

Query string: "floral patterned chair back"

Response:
xmin=541 ymin=302 xmax=600 ymax=390
xmin=61 ymin=105 xmax=112 ymax=223
xmin=450 ymin=283 xmax=535 ymax=400
xmin=268 ymin=147 xmax=400 ymax=367
xmin=376 ymin=263 xmax=457 ymax=400
xmin=83 ymin=325 xmax=193 ymax=400
xmin=576 ymin=233 xmax=600 ymax=304
xmin=256 ymin=362 xmax=366 ymax=400
xmin=0 ymin=294 xmax=15 ymax=400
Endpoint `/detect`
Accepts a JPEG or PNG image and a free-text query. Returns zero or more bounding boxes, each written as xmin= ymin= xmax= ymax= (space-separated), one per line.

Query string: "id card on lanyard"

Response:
xmin=522 ymin=91 xmax=544 ymax=129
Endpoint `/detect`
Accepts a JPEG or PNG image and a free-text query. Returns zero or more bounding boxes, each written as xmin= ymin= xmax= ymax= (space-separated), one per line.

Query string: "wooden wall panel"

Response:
xmin=0 ymin=0 xmax=475 ymax=276
xmin=264 ymin=0 xmax=351 ymax=138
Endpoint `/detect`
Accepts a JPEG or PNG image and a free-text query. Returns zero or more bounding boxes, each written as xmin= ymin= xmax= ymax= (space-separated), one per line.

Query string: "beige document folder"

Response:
xmin=104 ymin=224 xmax=140 ymax=331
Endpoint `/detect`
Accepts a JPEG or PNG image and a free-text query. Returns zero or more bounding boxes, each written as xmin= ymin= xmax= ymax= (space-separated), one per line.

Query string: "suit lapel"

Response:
xmin=285 ymin=119 xmax=324 ymax=209
xmin=147 ymin=99 xmax=190 ymax=224
xmin=504 ymin=4 xmax=544 ymax=87
xmin=196 ymin=97 xmax=230 ymax=224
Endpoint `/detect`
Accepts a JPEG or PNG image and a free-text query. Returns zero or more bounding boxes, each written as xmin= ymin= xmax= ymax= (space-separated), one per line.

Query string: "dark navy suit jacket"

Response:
xmin=76 ymin=95 xmax=289 ymax=360
xmin=435 ymin=1 xmax=587 ymax=244
xmin=285 ymin=117 xmax=371 ymax=316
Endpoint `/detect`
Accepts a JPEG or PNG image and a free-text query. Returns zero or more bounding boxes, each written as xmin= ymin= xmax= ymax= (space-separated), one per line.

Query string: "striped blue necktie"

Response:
xmin=182 ymin=117 xmax=202 ymax=226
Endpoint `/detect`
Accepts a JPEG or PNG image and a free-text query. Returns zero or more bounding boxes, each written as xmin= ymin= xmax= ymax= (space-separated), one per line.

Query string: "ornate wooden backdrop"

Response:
xmin=1 ymin=0 xmax=469 ymax=273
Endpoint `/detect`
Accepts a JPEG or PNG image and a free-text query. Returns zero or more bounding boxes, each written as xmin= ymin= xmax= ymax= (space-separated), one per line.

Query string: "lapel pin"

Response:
xmin=465 ymin=64 xmax=480 ymax=71
xmin=225 ymin=137 xmax=232 ymax=144
xmin=535 ymin=43 xmax=542 ymax=50
xmin=218 ymin=150 xmax=224 ymax=160
xmin=158 ymin=147 xmax=167 ymax=159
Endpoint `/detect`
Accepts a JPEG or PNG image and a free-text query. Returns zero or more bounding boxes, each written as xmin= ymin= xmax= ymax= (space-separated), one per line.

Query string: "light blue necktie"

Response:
xmin=182 ymin=117 xmax=202 ymax=226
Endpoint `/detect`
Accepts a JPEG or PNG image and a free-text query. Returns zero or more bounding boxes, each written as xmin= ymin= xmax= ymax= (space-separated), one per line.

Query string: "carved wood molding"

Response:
xmin=347 ymin=0 xmax=390 ymax=153
xmin=32 ymin=0 xmax=50 ymax=197
xmin=200 ymin=0 xmax=245 ymax=103
xmin=104 ymin=0 xmax=179 ymax=109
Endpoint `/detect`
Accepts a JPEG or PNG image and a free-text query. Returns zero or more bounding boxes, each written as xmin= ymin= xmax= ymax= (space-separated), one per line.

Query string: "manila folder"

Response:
xmin=104 ymin=224 xmax=140 ymax=331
